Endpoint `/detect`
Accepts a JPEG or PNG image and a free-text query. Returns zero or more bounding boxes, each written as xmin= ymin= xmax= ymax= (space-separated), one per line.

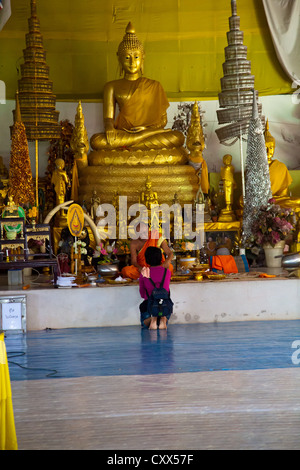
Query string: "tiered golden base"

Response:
xmin=88 ymin=147 xmax=189 ymax=167
xmin=79 ymin=147 xmax=199 ymax=206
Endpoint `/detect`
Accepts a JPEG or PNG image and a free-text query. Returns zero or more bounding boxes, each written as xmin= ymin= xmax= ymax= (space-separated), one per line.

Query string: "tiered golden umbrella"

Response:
xmin=12 ymin=0 xmax=61 ymax=205
xmin=215 ymin=0 xmax=265 ymax=199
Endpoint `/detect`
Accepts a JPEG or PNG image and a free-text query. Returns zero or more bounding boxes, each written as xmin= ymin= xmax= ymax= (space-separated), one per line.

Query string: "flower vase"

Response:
xmin=263 ymin=240 xmax=285 ymax=268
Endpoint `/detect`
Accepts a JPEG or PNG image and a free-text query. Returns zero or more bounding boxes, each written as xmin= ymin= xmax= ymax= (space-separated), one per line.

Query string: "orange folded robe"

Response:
xmin=211 ymin=255 xmax=238 ymax=274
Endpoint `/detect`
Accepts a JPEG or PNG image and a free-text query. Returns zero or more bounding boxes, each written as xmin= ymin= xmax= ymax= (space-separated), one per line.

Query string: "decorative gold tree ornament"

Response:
xmin=8 ymin=92 xmax=35 ymax=207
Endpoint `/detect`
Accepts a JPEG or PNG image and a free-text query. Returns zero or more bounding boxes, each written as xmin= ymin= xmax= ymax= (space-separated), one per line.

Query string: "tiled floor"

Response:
xmin=4 ymin=320 xmax=300 ymax=450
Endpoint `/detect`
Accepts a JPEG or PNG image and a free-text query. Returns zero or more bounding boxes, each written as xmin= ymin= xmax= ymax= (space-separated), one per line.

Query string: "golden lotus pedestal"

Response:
xmin=78 ymin=147 xmax=199 ymax=208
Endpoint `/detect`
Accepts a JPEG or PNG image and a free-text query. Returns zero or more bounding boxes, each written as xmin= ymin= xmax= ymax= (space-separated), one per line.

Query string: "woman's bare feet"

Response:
xmin=159 ymin=316 xmax=167 ymax=330
xmin=149 ymin=317 xmax=158 ymax=330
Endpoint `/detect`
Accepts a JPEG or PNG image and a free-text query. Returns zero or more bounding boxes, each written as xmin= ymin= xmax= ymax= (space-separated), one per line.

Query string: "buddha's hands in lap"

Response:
xmin=125 ymin=126 xmax=171 ymax=135
xmin=124 ymin=126 xmax=146 ymax=133
xmin=105 ymin=128 xmax=118 ymax=146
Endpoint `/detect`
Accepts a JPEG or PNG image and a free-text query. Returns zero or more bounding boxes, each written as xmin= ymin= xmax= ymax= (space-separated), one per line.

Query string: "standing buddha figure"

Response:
xmin=51 ymin=158 xmax=70 ymax=206
xmin=218 ymin=154 xmax=237 ymax=222
xmin=186 ymin=102 xmax=209 ymax=194
xmin=90 ymin=22 xmax=184 ymax=151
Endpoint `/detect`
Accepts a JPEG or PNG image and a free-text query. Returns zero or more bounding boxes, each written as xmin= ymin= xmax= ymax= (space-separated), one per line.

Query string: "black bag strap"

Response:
xmin=148 ymin=268 xmax=167 ymax=289
xmin=160 ymin=268 xmax=167 ymax=288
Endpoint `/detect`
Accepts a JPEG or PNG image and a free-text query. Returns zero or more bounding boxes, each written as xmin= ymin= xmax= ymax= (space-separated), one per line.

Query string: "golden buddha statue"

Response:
xmin=264 ymin=120 xmax=299 ymax=210
xmin=51 ymin=158 xmax=70 ymax=206
xmin=140 ymin=177 xmax=158 ymax=210
xmin=5 ymin=195 xmax=19 ymax=216
xmin=218 ymin=154 xmax=237 ymax=222
xmin=90 ymin=189 xmax=101 ymax=222
xmin=77 ymin=22 xmax=199 ymax=210
xmin=186 ymin=102 xmax=209 ymax=195
xmin=51 ymin=158 xmax=71 ymax=227
xmin=89 ymin=22 xmax=183 ymax=153
xmin=264 ymin=121 xmax=300 ymax=249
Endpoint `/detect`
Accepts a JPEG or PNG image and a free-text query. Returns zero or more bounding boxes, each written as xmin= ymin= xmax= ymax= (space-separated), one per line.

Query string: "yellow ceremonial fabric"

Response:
xmin=0 ymin=0 xmax=293 ymax=101
xmin=115 ymin=77 xmax=169 ymax=130
xmin=0 ymin=332 xmax=18 ymax=450
xmin=269 ymin=159 xmax=293 ymax=197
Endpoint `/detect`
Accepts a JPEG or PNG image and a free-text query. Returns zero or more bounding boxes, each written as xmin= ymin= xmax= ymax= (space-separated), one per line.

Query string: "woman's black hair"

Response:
xmin=145 ymin=246 xmax=162 ymax=266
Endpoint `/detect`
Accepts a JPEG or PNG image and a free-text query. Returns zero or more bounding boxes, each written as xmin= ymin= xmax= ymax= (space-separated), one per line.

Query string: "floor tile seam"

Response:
xmin=12 ymin=404 xmax=300 ymax=423
xmin=10 ymin=366 xmax=300 ymax=385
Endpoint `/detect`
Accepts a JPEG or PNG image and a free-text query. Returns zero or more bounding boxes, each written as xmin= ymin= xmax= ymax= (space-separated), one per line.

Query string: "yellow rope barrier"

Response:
xmin=0 ymin=332 xmax=18 ymax=450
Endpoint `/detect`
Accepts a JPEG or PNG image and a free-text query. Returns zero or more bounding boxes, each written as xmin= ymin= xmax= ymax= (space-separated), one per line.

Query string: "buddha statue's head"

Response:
xmin=117 ymin=22 xmax=145 ymax=77
xmin=145 ymin=176 xmax=152 ymax=191
xmin=264 ymin=119 xmax=275 ymax=164
xmin=55 ymin=158 xmax=65 ymax=171
xmin=223 ymin=154 xmax=232 ymax=166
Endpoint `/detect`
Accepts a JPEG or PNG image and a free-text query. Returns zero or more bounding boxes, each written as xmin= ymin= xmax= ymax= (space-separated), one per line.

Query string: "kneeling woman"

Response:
xmin=139 ymin=246 xmax=173 ymax=330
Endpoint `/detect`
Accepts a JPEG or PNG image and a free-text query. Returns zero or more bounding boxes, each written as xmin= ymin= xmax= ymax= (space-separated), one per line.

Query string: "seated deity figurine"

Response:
xmin=90 ymin=189 xmax=101 ymax=221
xmin=90 ymin=22 xmax=184 ymax=151
xmin=140 ymin=177 xmax=158 ymax=210
xmin=264 ymin=120 xmax=299 ymax=211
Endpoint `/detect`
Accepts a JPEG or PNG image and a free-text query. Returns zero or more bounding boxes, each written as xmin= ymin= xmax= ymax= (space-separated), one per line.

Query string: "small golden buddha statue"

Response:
xmin=90 ymin=189 xmax=101 ymax=221
xmin=51 ymin=158 xmax=71 ymax=207
xmin=172 ymin=192 xmax=180 ymax=205
xmin=140 ymin=177 xmax=158 ymax=210
xmin=5 ymin=195 xmax=19 ymax=216
xmin=186 ymin=102 xmax=209 ymax=194
xmin=218 ymin=154 xmax=237 ymax=222
xmin=265 ymin=120 xmax=300 ymax=211
xmin=89 ymin=22 xmax=184 ymax=152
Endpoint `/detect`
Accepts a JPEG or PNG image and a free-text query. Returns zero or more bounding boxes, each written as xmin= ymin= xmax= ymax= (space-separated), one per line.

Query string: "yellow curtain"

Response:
xmin=0 ymin=0 xmax=293 ymax=101
xmin=0 ymin=332 xmax=18 ymax=450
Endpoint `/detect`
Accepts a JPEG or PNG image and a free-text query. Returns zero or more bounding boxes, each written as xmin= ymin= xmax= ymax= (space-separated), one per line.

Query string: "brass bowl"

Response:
xmin=178 ymin=257 xmax=197 ymax=270
xmin=97 ymin=262 xmax=119 ymax=278
xmin=194 ymin=273 xmax=203 ymax=281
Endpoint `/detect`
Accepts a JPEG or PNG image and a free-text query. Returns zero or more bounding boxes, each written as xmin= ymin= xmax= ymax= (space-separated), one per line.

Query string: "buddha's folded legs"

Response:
xmin=90 ymin=129 xmax=184 ymax=150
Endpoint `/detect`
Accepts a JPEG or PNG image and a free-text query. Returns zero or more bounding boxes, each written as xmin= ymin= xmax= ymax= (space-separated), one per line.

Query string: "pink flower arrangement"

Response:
xmin=94 ymin=242 xmax=118 ymax=264
xmin=251 ymin=198 xmax=294 ymax=247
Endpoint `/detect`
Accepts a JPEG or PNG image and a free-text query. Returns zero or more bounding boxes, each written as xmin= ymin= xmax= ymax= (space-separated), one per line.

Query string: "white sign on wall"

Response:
xmin=0 ymin=296 xmax=26 ymax=332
